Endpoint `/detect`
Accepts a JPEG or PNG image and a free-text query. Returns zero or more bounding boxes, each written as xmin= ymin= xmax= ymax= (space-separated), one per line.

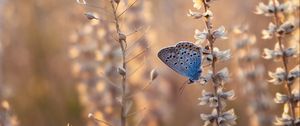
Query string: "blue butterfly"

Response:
xmin=158 ymin=41 xmax=202 ymax=84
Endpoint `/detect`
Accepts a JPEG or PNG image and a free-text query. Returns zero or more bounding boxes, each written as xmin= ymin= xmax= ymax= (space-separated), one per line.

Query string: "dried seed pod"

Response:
xmin=119 ymin=33 xmax=127 ymax=42
xmin=150 ymin=69 xmax=158 ymax=81
xmin=117 ymin=67 xmax=126 ymax=76
xmin=84 ymin=12 xmax=98 ymax=20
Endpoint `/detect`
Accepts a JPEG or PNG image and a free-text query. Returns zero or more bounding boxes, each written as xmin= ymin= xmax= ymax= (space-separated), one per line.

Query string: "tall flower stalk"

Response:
xmin=75 ymin=0 xmax=158 ymax=126
xmin=189 ymin=0 xmax=236 ymax=125
xmin=232 ymin=25 xmax=273 ymax=126
xmin=256 ymin=0 xmax=300 ymax=125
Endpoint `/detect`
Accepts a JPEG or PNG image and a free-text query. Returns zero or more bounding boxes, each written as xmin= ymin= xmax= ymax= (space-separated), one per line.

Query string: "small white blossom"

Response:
xmin=198 ymin=71 xmax=213 ymax=84
xmin=198 ymin=90 xmax=218 ymax=107
xmin=255 ymin=1 xmax=276 ymax=16
xmin=235 ymin=34 xmax=256 ymax=49
xmin=218 ymin=109 xmax=237 ymax=126
xmin=288 ymin=65 xmax=300 ymax=84
xmin=201 ymin=109 xmax=218 ymax=126
xmin=274 ymin=92 xmax=289 ymax=104
xmin=218 ymin=88 xmax=235 ymax=101
xmin=263 ymin=43 xmax=283 ymax=60
xmin=238 ymin=49 xmax=260 ymax=63
xmin=277 ymin=21 xmax=295 ymax=35
xmin=187 ymin=10 xmax=203 ymax=19
xmin=256 ymin=0 xmax=292 ymax=16
xmin=214 ymin=48 xmax=231 ymax=62
xmin=262 ymin=22 xmax=277 ymax=39
xmin=202 ymin=48 xmax=230 ymax=66
xmin=283 ymin=47 xmax=296 ymax=57
xmin=214 ymin=68 xmax=230 ymax=84
xmin=274 ymin=114 xmax=300 ymax=126
xmin=268 ymin=67 xmax=286 ymax=85
xmin=194 ymin=29 xmax=208 ymax=44
xmin=277 ymin=1 xmax=293 ymax=13
xmin=232 ymin=24 xmax=249 ymax=34
xmin=212 ymin=26 xmax=227 ymax=40
xmin=292 ymin=89 xmax=300 ymax=103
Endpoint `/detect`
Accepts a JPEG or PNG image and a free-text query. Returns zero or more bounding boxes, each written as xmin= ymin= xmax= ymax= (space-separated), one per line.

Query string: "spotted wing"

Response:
xmin=158 ymin=41 xmax=202 ymax=80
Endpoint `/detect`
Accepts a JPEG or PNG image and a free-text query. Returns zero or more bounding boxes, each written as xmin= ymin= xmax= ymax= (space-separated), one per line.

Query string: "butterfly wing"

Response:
xmin=158 ymin=41 xmax=202 ymax=81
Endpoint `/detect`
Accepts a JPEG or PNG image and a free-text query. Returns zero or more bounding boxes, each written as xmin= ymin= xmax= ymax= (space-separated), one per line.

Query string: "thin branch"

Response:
xmin=271 ymin=0 xmax=296 ymax=125
xmin=110 ymin=1 xmax=128 ymax=126
xmin=117 ymin=0 xmax=139 ymax=18
xmin=202 ymin=1 xmax=221 ymax=126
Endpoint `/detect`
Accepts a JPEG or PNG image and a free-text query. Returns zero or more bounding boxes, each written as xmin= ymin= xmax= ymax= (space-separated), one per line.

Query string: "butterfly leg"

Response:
xmin=178 ymin=79 xmax=193 ymax=95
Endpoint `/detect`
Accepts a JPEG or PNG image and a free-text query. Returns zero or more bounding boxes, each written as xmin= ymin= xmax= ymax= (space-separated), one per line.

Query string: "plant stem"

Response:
xmin=202 ymin=1 xmax=221 ymax=126
xmin=271 ymin=0 xmax=295 ymax=125
xmin=110 ymin=1 xmax=127 ymax=126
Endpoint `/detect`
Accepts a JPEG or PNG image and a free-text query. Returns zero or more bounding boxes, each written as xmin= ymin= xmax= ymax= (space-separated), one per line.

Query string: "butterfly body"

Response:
xmin=158 ymin=41 xmax=202 ymax=83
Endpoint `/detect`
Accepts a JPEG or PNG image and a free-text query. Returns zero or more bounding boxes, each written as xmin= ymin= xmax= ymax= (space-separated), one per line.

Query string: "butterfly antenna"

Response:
xmin=178 ymin=80 xmax=190 ymax=96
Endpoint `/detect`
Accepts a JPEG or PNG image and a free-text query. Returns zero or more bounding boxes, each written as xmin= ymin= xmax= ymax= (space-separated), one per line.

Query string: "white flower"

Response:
xmin=262 ymin=22 xmax=277 ymax=39
xmin=214 ymin=68 xmax=230 ymax=84
xmin=277 ymin=21 xmax=295 ymax=35
xmin=283 ymin=47 xmax=296 ymax=57
xmin=274 ymin=114 xmax=300 ymax=126
xmin=214 ymin=48 xmax=231 ymax=62
xmin=238 ymin=49 xmax=260 ymax=63
xmin=201 ymin=109 xmax=218 ymax=126
xmin=198 ymin=71 xmax=213 ymax=84
xmin=255 ymin=1 xmax=276 ymax=16
xmin=274 ymin=92 xmax=289 ymax=104
xmin=198 ymin=90 xmax=218 ymax=107
xmin=232 ymin=24 xmax=249 ymax=34
xmin=292 ymin=89 xmax=300 ymax=103
xmin=263 ymin=48 xmax=282 ymax=59
xmin=277 ymin=1 xmax=293 ymax=13
xmin=218 ymin=88 xmax=235 ymax=101
xmin=218 ymin=109 xmax=237 ymax=126
xmin=256 ymin=0 xmax=292 ymax=16
xmin=288 ymin=65 xmax=300 ymax=84
xmin=187 ymin=9 xmax=203 ymax=19
xmin=235 ymin=34 xmax=256 ymax=49
xmin=194 ymin=29 xmax=208 ymax=44
xmin=268 ymin=67 xmax=286 ymax=85
xmin=263 ymin=43 xmax=283 ymax=60
xmin=212 ymin=26 xmax=227 ymax=40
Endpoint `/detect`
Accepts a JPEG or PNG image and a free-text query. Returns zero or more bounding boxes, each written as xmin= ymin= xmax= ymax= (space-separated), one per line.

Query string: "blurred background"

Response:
xmin=0 ymin=0 xmax=299 ymax=126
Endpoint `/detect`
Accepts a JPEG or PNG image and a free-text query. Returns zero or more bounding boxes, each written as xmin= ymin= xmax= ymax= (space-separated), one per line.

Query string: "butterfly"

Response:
xmin=158 ymin=41 xmax=202 ymax=93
